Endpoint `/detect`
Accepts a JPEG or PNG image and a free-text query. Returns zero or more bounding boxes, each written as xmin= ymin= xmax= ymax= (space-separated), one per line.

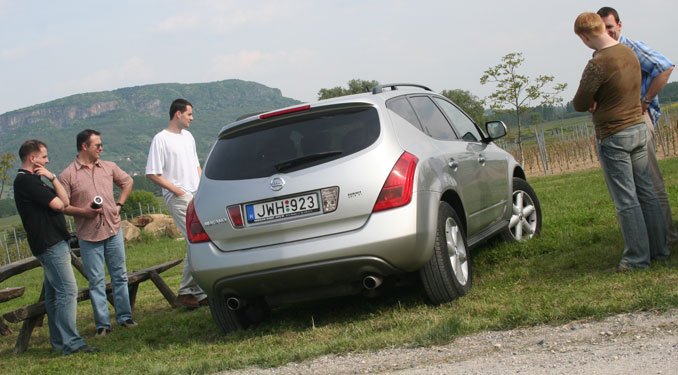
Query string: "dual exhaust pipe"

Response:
xmin=225 ymin=275 xmax=383 ymax=310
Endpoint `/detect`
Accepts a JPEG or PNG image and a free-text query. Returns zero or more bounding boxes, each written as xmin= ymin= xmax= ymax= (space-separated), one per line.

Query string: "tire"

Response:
xmin=209 ymin=295 xmax=270 ymax=334
xmin=420 ymin=202 xmax=471 ymax=305
xmin=502 ymin=177 xmax=542 ymax=241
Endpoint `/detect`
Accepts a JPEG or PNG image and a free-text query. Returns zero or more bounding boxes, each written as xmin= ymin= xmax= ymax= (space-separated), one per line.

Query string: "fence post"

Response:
xmin=2 ymin=236 xmax=10 ymax=263
xmin=139 ymin=202 xmax=144 ymax=216
xmin=12 ymin=227 xmax=20 ymax=259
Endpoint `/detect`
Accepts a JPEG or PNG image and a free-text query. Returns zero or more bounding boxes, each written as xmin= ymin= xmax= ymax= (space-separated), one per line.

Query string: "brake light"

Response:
xmin=373 ymin=152 xmax=418 ymax=212
xmin=186 ymin=200 xmax=210 ymax=243
xmin=259 ymin=104 xmax=311 ymax=119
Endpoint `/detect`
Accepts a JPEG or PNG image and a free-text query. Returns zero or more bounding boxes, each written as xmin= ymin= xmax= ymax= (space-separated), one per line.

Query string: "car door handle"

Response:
xmin=478 ymin=155 xmax=486 ymax=165
xmin=448 ymin=158 xmax=458 ymax=170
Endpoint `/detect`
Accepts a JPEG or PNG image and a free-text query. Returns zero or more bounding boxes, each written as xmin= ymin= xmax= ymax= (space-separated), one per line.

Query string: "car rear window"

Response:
xmin=205 ymin=106 xmax=380 ymax=180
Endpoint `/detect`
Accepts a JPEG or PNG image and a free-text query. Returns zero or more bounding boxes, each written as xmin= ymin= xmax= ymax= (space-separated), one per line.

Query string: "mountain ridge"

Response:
xmin=0 ymin=79 xmax=301 ymax=175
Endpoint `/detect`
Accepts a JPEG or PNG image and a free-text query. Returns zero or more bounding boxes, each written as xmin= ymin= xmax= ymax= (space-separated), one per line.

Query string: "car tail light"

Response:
xmin=186 ymin=200 xmax=210 ymax=243
xmin=259 ymin=104 xmax=311 ymax=119
xmin=227 ymin=205 xmax=244 ymax=229
xmin=373 ymin=152 xmax=418 ymax=212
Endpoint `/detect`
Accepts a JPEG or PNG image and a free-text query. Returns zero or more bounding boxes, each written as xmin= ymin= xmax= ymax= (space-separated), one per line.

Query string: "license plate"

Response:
xmin=245 ymin=192 xmax=321 ymax=224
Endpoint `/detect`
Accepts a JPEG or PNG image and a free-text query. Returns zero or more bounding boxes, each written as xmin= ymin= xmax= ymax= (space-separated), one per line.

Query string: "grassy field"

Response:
xmin=0 ymin=158 xmax=677 ymax=374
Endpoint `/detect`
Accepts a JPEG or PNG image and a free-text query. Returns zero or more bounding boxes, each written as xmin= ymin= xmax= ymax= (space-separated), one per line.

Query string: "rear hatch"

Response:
xmin=195 ymin=103 xmax=404 ymax=252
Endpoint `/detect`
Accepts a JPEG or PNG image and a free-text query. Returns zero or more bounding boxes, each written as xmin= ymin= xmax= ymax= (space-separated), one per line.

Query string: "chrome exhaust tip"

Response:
xmin=362 ymin=275 xmax=383 ymax=290
xmin=226 ymin=297 xmax=241 ymax=310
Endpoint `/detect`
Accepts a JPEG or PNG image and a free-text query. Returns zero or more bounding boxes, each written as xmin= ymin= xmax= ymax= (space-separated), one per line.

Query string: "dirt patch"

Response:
xmin=226 ymin=309 xmax=677 ymax=374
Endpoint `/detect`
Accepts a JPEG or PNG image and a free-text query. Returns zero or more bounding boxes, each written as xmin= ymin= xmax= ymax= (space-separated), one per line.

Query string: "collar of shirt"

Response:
xmin=74 ymin=157 xmax=101 ymax=170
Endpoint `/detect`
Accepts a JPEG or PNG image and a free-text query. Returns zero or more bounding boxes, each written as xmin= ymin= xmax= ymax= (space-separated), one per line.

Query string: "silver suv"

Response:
xmin=187 ymin=84 xmax=541 ymax=333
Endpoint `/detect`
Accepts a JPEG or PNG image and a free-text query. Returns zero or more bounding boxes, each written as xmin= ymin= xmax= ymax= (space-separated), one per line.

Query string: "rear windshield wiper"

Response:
xmin=274 ymin=151 xmax=343 ymax=172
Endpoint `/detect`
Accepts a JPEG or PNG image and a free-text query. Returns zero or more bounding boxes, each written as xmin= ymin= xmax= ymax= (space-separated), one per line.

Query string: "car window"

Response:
xmin=386 ymin=97 xmax=424 ymax=132
xmin=433 ymin=97 xmax=482 ymax=142
xmin=408 ymin=96 xmax=457 ymax=141
xmin=205 ymin=106 xmax=380 ymax=180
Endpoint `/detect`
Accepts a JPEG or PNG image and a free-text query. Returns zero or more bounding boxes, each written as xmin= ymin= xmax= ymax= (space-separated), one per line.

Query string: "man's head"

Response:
xmin=597 ymin=6 xmax=622 ymax=41
xmin=76 ymin=129 xmax=103 ymax=161
xmin=18 ymin=139 xmax=48 ymax=167
xmin=574 ymin=12 xmax=606 ymax=45
xmin=169 ymin=98 xmax=194 ymax=130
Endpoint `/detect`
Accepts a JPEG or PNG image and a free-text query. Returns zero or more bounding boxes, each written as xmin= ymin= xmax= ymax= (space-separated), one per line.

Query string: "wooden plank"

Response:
xmin=0 ymin=249 xmax=81 ymax=283
xmin=0 ymin=287 xmax=26 ymax=303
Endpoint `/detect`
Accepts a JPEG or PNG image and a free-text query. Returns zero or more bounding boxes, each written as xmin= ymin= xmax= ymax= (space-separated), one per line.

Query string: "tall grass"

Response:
xmin=1 ymin=159 xmax=677 ymax=374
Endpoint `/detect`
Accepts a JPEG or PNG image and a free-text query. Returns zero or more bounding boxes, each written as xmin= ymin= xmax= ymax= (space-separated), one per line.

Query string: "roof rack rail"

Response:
xmin=372 ymin=83 xmax=432 ymax=94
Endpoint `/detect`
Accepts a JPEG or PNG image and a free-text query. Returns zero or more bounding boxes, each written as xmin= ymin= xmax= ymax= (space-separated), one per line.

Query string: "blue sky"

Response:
xmin=1 ymin=0 xmax=676 ymax=115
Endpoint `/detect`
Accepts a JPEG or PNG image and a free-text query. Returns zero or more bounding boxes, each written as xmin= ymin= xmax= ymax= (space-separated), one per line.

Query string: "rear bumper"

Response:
xmin=188 ymin=191 xmax=438 ymax=298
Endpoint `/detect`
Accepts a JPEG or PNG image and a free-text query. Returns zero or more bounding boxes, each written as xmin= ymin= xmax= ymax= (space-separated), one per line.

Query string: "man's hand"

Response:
xmin=83 ymin=206 xmax=103 ymax=219
xmin=32 ymin=163 xmax=55 ymax=181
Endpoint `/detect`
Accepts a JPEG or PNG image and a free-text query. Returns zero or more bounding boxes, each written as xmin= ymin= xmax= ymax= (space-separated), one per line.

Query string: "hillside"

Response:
xmin=0 ymin=79 xmax=301 ymax=175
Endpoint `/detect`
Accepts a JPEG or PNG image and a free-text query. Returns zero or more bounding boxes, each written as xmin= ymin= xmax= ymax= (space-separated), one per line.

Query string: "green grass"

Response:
xmin=1 ymin=159 xmax=677 ymax=374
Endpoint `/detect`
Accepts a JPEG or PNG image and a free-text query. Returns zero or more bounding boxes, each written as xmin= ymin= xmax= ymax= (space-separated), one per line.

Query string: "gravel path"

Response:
xmin=226 ymin=309 xmax=678 ymax=374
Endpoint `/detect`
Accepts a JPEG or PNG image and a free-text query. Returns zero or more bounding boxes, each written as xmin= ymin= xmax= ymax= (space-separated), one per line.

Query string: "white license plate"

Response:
xmin=245 ymin=192 xmax=321 ymax=224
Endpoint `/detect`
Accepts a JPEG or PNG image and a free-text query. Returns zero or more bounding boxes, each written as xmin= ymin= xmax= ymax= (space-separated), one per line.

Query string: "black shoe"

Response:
xmin=68 ymin=345 xmax=100 ymax=355
xmin=95 ymin=328 xmax=111 ymax=337
xmin=120 ymin=319 xmax=138 ymax=328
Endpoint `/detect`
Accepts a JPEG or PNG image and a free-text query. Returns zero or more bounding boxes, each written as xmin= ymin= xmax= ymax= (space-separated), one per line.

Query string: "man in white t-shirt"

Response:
xmin=146 ymin=98 xmax=207 ymax=308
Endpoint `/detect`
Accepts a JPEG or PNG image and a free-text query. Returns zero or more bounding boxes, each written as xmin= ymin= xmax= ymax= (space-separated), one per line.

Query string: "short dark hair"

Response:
xmin=597 ymin=6 xmax=620 ymax=23
xmin=18 ymin=139 xmax=47 ymax=162
xmin=76 ymin=129 xmax=101 ymax=152
xmin=169 ymin=98 xmax=193 ymax=120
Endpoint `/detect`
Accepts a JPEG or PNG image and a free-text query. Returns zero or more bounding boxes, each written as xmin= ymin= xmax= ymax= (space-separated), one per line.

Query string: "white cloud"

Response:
xmin=0 ymin=46 xmax=26 ymax=61
xmin=68 ymin=56 xmax=152 ymax=92
xmin=150 ymin=13 xmax=201 ymax=33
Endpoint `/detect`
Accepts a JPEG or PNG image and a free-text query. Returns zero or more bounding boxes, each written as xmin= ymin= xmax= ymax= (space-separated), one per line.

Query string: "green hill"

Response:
xmin=0 ymin=79 xmax=301 ymax=176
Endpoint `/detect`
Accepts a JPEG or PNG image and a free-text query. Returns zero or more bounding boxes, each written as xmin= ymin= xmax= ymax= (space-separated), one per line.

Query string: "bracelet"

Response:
xmin=116 ymin=202 xmax=124 ymax=207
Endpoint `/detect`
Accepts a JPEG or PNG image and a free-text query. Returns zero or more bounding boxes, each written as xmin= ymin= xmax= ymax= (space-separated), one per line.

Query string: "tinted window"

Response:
xmin=408 ymin=96 xmax=457 ymax=141
xmin=386 ymin=97 xmax=424 ymax=132
xmin=205 ymin=107 xmax=380 ymax=180
xmin=433 ymin=97 xmax=482 ymax=142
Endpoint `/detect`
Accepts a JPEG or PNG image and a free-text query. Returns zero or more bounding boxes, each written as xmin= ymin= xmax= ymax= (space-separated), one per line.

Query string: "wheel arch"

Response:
xmin=440 ymin=189 xmax=467 ymax=235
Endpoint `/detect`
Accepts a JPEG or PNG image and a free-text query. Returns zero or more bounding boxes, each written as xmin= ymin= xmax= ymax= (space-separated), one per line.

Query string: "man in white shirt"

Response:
xmin=146 ymin=98 xmax=207 ymax=308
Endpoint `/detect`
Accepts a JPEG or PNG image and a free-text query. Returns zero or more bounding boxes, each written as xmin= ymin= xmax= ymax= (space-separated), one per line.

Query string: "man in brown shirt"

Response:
xmin=572 ymin=13 xmax=667 ymax=271
xmin=60 ymin=129 xmax=137 ymax=336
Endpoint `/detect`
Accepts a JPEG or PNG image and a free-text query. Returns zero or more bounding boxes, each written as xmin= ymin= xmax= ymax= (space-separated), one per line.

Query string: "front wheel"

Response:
xmin=420 ymin=202 xmax=471 ymax=305
xmin=502 ymin=177 xmax=542 ymax=241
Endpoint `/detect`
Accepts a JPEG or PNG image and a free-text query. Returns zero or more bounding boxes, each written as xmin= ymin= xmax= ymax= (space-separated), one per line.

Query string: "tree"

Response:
xmin=440 ymin=89 xmax=486 ymax=125
xmin=317 ymin=79 xmax=380 ymax=100
xmin=0 ymin=152 xmax=17 ymax=199
xmin=480 ymin=52 xmax=567 ymax=163
xmin=121 ymin=190 xmax=160 ymax=217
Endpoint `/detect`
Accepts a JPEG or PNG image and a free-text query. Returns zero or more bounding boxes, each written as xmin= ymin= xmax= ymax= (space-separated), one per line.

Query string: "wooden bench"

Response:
xmin=0 ymin=251 xmax=182 ymax=353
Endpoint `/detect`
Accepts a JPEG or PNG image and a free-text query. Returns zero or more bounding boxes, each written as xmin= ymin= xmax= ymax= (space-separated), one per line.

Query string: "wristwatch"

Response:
xmin=49 ymin=173 xmax=56 ymax=182
xmin=642 ymin=96 xmax=651 ymax=104
xmin=116 ymin=202 xmax=124 ymax=207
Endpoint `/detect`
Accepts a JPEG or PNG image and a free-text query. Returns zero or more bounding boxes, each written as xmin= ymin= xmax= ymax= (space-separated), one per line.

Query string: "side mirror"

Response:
xmin=485 ymin=121 xmax=507 ymax=140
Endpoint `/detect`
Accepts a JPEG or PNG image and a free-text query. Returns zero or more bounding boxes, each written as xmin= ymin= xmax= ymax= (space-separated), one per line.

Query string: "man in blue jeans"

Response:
xmin=13 ymin=139 xmax=96 ymax=354
xmin=60 ymin=129 xmax=136 ymax=336
xmin=597 ymin=6 xmax=676 ymax=247
xmin=572 ymin=13 xmax=667 ymax=271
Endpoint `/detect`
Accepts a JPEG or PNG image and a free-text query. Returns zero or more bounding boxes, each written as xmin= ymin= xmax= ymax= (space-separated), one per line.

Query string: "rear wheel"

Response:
xmin=209 ymin=295 xmax=270 ymax=334
xmin=502 ymin=177 xmax=542 ymax=241
xmin=420 ymin=202 xmax=471 ymax=305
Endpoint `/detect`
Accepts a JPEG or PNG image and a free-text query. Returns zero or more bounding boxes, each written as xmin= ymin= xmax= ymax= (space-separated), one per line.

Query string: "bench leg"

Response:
xmin=128 ymin=283 xmax=139 ymax=310
xmin=0 ymin=316 xmax=12 ymax=336
xmin=148 ymin=270 xmax=178 ymax=308
xmin=13 ymin=314 xmax=42 ymax=354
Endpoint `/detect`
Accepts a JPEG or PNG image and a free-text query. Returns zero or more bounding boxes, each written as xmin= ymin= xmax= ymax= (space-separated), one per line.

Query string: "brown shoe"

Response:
xmin=199 ymin=297 xmax=209 ymax=306
xmin=176 ymin=294 xmax=200 ymax=308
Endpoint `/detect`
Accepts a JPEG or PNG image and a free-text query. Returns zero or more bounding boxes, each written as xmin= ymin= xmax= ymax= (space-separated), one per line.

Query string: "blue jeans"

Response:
xmin=597 ymin=123 xmax=668 ymax=268
xmin=79 ymin=230 xmax=132 ymax=329
xmin=35 ymin=240 xmax=87 ymax=354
